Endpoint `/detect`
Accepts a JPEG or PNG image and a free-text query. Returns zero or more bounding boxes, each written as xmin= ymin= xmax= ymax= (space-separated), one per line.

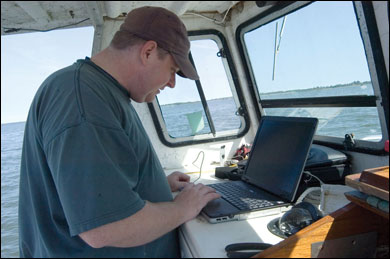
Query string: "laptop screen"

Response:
xmin=242 ymin=116 xmax=318 ymax=202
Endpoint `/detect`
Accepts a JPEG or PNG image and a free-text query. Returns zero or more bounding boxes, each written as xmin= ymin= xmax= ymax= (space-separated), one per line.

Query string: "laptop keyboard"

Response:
xmin=209 ymin=182 xmax=275 ymax=210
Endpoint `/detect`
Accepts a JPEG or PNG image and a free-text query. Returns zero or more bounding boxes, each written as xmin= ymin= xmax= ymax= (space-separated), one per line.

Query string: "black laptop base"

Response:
xmin=202 ymin=181 xmax=290 ymax=223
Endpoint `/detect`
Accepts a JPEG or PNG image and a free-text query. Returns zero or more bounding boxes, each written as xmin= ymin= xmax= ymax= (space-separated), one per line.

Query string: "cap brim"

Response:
xmin=171 ymin=53 xmax=199 ymax=80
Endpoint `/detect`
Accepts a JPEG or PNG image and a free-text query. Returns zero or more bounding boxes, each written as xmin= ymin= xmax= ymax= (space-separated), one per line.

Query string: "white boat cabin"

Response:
xmin=2 ymin=1 xmax=388 ymax=257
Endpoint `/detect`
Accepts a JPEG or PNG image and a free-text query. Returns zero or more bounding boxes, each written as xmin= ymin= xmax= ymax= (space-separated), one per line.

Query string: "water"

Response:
xmin=161 ymin=83 xmax=382 ymax=140
xmin=261 ymin=83 xmax=382 ymax=140
xmin=0 ymin=84 xmax=382 ymax=258
xmin=1 ymin=122 xmax=24 ymax=258
xmin=161 ymin=97 xmax=241 ymax=137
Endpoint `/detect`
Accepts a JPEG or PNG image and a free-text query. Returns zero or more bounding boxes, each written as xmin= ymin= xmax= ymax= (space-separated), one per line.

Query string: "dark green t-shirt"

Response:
xmin=18 ymin=57 xmax=180 ymax=258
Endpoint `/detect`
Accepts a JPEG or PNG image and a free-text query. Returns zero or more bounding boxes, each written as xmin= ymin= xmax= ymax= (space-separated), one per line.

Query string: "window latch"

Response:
xmin=235 ymin=107 xmax=246 ymax=117
xmin=217 ymin=48 xmax=226 ymax=58
xmin=343 ymin=133 xmax=356 ymax=150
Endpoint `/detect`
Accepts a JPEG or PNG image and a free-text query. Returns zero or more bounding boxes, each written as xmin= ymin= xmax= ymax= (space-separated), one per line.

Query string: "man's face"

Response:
xmin=143 ymin=49 xmax=179 ymax=103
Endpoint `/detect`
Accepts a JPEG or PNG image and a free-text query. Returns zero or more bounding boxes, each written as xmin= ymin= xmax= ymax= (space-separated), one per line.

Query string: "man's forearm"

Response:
xmin=79 ymin=201 xmax=188 ymax=248
xmin=79 ymin=183 xmax=220 ymax=249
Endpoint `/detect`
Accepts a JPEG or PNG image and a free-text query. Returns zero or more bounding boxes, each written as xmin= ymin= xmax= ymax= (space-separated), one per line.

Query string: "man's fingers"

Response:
xmin=179 ymin=173 xmax=190 ymax=182
xmin=206 ymin=192 xmax=222 ymax=202
xmin=172 ymin=171 xmax=190 ymax=181
xmin=181 ymin=182 xmax=194 ymax=191
xmin=193 ymin=183 xmax=204 ymax=190
xmin=180 ymin=183 xmax=219 ymax=198
xmin=176 ymin=181 xmax=189 ymax=191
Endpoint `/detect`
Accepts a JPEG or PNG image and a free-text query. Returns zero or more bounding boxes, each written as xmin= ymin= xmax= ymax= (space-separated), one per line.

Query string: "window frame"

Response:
xmin=148 ymin=30 xmax=250 ymax=147
xmin=236 ymin=1 xmax=389 ymax=154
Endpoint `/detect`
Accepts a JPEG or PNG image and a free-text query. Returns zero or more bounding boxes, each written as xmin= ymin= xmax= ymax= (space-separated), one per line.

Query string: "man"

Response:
xmin=18 ymin=6 xmax=220 ymax=258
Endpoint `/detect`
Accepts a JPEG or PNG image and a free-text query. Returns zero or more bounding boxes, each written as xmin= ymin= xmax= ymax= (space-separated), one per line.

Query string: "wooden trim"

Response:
xmin=253 ymin=203 xmax=389 ymax=258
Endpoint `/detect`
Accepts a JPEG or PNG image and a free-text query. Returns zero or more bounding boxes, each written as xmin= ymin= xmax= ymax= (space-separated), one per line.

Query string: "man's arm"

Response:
xmin=79 ymin=183 xmax=220 ymax=248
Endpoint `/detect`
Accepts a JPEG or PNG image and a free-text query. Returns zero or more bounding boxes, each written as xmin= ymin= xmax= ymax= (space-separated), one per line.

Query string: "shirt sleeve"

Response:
xmin=46 ymin=121 xmax=146 ymax=236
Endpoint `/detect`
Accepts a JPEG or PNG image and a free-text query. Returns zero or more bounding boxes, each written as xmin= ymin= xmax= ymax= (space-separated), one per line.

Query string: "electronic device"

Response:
xmin=201 ymin=116 xmax=318 ymax=223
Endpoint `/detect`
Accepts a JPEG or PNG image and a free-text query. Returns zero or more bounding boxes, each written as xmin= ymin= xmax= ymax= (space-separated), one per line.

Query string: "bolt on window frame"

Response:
xmin=148 ymin=30 xmax=250 ymax=147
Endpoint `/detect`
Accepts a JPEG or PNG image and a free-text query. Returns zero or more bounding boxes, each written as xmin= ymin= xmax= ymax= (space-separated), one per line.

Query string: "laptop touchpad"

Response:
xmin=203 ymin=198 xmax=240 ymax=218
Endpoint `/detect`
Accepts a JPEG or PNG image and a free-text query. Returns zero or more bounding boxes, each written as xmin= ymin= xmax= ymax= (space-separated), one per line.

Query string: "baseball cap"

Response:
xmin=119 ymin=6 xmax=199 ymax=80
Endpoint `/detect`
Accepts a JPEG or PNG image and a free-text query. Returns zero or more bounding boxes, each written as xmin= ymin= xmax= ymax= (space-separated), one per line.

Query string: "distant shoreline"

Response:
xmin=2 ymin=81 xmax=372 ymax=124
xmin=1 ymin=121 xmax=26 ymax=126
xmin=161 ymin=80 xmax=372 ymax=106
xmin=259 ymin=80 xmax=371 ymax=95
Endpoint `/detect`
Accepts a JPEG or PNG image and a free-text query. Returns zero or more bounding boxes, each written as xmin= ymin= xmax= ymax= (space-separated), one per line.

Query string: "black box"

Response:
xmin=304 ymin=144 xmax=351 ymax=184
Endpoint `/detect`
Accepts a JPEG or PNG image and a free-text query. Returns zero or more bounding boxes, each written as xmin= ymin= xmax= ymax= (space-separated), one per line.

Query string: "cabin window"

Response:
xmin=240 ymin=1 xmax=386 ymax=151
xmin=149 ymin=33 xmax=248 ymax=146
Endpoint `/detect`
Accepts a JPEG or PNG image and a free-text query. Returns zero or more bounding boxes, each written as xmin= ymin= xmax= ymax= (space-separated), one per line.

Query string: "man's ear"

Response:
xmin=140 ymin=40 xmax=158 ymax=65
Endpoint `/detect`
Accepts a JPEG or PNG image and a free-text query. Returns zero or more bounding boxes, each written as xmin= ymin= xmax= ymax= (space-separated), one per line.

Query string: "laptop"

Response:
xmin=201 ymin=116 xmax=318 ymax=223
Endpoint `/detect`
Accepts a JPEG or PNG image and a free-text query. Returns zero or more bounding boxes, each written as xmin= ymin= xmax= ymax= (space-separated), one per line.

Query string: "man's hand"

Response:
xmin=173 ymin=183 xmax=221 ymax=222
xmin=167 ymin=171 xmax=190 ymax=192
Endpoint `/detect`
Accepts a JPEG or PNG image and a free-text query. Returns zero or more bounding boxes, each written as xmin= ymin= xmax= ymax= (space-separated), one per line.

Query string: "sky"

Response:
xmin=157 ymin=39 xmax=234 ymax=106
xmin=1 ymin=1 xmax=371 ymax=124
xmin=1 ymin=27 xmax=95 ymax=124
xmin=245 ymin=1 xmax=371 ymax=93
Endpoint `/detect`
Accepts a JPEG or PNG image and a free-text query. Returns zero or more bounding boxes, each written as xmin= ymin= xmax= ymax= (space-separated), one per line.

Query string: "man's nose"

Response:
xmin=167 ymin=73 xmax=176 ymax=88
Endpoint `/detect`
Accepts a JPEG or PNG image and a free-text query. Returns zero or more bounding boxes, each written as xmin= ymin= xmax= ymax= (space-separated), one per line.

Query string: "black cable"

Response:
xmin=3 ymin=18 xmax=90 ymax=33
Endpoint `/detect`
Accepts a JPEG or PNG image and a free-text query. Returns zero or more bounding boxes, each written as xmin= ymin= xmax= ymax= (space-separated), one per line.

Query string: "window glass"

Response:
xmin=264 ymin=107 xmax=381 ymax=140
xmin=157 ymin=39 xmax=241 ymax=138
xmin=157 ymin=77 xmax=207 ymax=138
xmin=243 ymin=1 xmax=382 ymax=141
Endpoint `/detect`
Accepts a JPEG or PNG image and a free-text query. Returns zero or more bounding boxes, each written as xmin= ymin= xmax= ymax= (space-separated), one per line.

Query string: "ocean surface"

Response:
xmin=161 ymin=83 xmax=382 ymax=139
xmin=1 ymin=122 xmax=24 ymax=258
xmin=0 ymin=83 xmax=382 ymax=257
